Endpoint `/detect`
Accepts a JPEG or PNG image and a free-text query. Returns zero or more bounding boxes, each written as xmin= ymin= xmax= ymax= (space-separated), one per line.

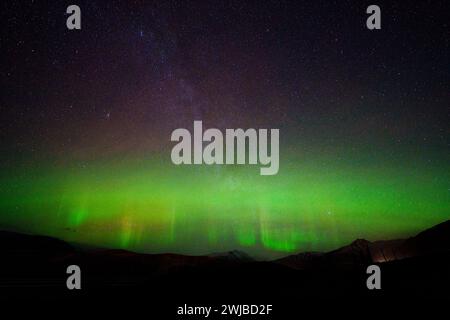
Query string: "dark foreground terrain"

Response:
xmin=0 ymin=221 xmax=449 ymax=317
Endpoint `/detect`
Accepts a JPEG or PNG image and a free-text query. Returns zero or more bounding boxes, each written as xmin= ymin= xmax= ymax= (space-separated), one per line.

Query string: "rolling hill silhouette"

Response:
xmin=276 ymin=220 xmax=450 ymax=269
xmin=0 ymin=220 xmax=449 ymax=310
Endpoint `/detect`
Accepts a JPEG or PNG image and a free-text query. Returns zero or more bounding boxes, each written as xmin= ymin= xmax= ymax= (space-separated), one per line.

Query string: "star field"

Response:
xmin=1 ymin=1 xmax=449 ymax=258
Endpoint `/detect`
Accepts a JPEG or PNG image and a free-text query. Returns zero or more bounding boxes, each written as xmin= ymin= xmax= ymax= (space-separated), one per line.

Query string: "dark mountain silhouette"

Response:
xmin=209 ymin=249 xmax=254 ymax=262
xmin=401 ymin=220 xmax=450 ymax=254
xmin=0 ymin=230 xmax=75 ymax=256
xmin=0 ymin=220 xmax=449 ymax=307
xmin=276 ymin=220 xmax=450 ymax=269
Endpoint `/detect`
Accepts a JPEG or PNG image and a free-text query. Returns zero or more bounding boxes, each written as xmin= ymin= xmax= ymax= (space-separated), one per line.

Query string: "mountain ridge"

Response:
xmin=276 ymin=219 xmax=450 ymax=269
xmin=0 ymin=219 xmax=448 ymax=270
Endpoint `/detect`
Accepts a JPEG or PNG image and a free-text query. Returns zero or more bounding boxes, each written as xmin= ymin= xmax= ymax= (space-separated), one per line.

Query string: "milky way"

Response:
xmin=1 ymin=1 xmax=449 ymax=258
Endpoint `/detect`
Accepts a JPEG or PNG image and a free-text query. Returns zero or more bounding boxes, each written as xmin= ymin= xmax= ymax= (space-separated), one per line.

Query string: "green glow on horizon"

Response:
xmin=0 ymin=153 xmax=448 ymax=259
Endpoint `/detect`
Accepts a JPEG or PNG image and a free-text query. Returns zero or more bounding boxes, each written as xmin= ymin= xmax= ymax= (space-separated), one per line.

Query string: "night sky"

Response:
xmin=1 ymin=1 xmax=449 ymax=259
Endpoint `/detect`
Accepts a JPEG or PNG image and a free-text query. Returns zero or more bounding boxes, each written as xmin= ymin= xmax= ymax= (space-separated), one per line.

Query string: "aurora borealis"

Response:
xmin=1 ymin=1 xmax=449 ymax=259
xmin=1 ymin=149 xmax=448 ymax=259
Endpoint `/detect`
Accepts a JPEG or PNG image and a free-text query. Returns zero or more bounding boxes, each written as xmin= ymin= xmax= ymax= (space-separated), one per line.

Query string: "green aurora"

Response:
xmin=2 ymin=0 xmax=449 ymax=261
xmin=1 ymin=148 xmax=448 ymax=259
